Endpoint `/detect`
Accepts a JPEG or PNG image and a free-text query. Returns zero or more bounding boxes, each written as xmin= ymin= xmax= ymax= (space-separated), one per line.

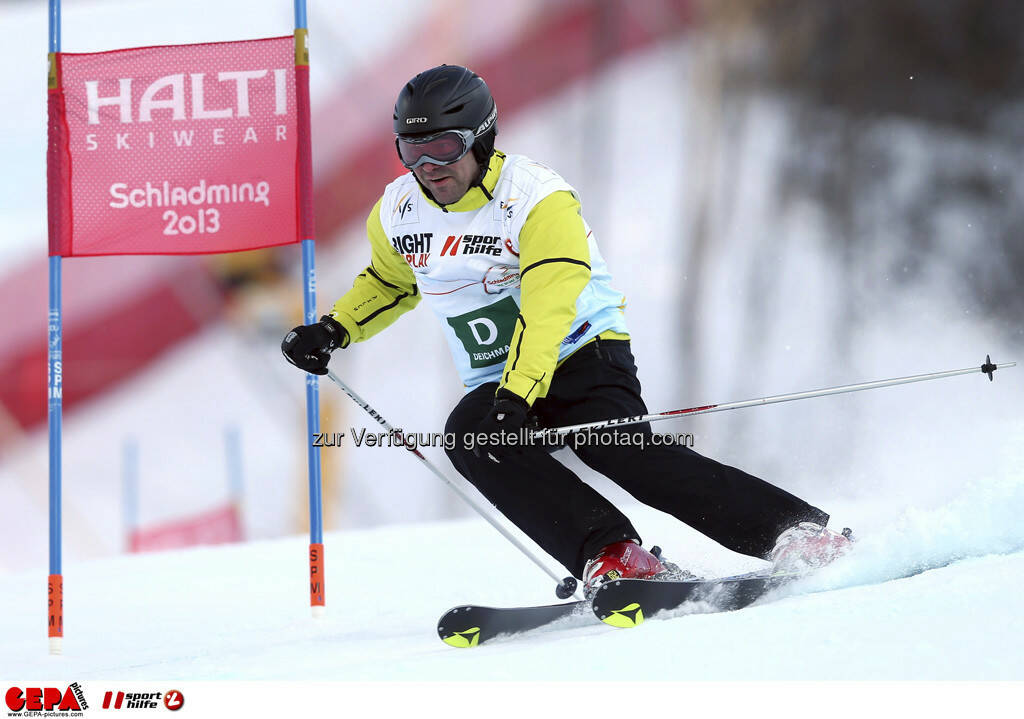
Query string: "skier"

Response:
xmin=282 ymin=64 xmax=851 ymax=595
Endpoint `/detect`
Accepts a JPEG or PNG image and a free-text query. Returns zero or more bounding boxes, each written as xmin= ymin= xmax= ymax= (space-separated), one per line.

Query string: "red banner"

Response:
xmin=129 ymin=504 xmax=243 ymax=553
xmin=49 ymin=37 xmax=300 ymax=257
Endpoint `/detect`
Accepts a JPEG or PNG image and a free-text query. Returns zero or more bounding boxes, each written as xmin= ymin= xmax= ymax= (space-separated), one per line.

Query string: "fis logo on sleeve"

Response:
xmin=392 ymin=190 xmax=419 ymax=225
xmin=495 ymin=197 xmax=519 ymax=221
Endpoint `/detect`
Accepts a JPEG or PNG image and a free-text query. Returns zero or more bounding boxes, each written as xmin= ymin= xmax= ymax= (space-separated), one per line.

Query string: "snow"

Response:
xmin=1 ymin=475 xmax=1022 ymax=682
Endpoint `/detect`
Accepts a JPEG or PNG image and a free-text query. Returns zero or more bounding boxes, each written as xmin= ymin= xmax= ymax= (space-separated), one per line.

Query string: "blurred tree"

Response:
xmin=701 ymin=0 xmax=1024 ymax=324
xmin=743 ymin=0 xmax=1024 ymax=132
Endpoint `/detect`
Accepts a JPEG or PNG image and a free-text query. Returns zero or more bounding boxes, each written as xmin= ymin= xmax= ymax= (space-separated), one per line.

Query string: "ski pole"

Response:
xmin=538 ymin=355 xmax=1015 ymax=438
xmin=324 ymin=369 xmax=583 ymax=601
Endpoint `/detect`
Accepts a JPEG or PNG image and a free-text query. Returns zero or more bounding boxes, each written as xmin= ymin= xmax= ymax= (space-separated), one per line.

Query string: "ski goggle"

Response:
xmin=395 ymin=128 xmax=476 ymax=170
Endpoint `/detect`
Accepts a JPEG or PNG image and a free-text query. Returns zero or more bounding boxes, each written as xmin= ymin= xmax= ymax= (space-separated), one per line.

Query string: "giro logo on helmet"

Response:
xmin=406 ymin=117 xmax=428 ymax=124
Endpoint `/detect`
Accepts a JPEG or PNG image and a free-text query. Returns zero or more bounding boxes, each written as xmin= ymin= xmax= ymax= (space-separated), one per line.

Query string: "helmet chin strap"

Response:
xmin=474 ymin=169 xmax=494 ymax=202
xmin=471 ymin=142 xmax=495 ymax=201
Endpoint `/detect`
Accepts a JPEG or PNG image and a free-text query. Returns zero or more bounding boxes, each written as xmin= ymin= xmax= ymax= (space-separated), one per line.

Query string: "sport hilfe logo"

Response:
xmin=101 ymin=689 xmax=183 ymax=710
xmin=440 ymin=234 xmax=503 ymax=257
xmin=164 ymin=691 xmax=184 ymax=711
xmin=5 ymin=684 xmax=87 ymax=712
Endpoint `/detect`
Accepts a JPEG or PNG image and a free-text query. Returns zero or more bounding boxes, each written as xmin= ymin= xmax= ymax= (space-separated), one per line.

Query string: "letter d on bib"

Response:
xmin=446 ymin=296 xmax=520 ymax=368
xmin=467 ymin=318 xmax=498 ymax=345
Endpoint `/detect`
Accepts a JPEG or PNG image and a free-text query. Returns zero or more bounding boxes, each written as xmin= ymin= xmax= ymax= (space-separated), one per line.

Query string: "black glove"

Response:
xmin=281 ymin=315 xmax=348 ymax=375
xmin=473 ymin=388 xmax=531 ymax=463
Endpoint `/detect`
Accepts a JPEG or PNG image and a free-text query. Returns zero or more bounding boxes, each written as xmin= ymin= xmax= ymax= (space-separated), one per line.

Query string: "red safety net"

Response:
xmin=129 ymin=504 xmax=243 ymax=553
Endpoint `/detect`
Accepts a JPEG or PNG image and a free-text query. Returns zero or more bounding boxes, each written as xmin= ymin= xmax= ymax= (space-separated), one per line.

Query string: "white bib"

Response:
xmin=377 ymin=154 xmax=629 ymax=389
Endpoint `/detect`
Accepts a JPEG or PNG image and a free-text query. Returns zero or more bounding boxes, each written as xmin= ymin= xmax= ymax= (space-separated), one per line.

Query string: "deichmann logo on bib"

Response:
xmin=446 ymin=296 xmax=519 ymax=368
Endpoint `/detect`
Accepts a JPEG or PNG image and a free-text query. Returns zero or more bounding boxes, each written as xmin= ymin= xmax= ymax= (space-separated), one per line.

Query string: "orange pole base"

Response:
xmin=48 ymin=574 xmax=63 ymax=654
xmin=309 ymin=543 xmax=325 ymax=617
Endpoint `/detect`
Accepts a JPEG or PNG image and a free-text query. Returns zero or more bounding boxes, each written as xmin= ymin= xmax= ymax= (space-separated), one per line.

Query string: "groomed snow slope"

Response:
xmin=2 ymin=478 xmax=1022 ymax=681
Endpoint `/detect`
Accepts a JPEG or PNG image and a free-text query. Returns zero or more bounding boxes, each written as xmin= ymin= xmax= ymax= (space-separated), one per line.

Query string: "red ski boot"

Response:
xmin=770 ymin=522 xmax=853 ymax=574
xmin=582 ymin=540 xmax=665 ymax=597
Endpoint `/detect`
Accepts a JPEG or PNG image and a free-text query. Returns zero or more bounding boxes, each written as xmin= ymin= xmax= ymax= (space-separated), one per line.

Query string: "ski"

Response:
xmin=437 ymin=599 xmax=593 ymax=647
xmin=591 ymin=570 xmax=801 ymax=627
xmin=437 ymin=567 xmax=834 ymax=647
xmin=436 ymin=572 xmax=796 ymax=647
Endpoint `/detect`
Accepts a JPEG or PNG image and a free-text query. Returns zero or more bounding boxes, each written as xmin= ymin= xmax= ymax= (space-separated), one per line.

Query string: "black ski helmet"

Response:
xmin=393 ymin=65 xmax=498 ymax=175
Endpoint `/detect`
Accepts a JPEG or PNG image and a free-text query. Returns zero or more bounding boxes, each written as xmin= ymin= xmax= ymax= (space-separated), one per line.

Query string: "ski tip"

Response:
xmin=599 ymin=602 xmax=645 ymax=629
xmin=555 ymin=576 xmax=578 ymax=600
xmin=440 ymin=627 xmax=481 ymax=648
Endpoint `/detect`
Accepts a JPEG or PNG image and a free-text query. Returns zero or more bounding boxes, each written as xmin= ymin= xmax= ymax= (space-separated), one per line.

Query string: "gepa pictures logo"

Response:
xmin=5 ymin=683 xmax=87 ymax=713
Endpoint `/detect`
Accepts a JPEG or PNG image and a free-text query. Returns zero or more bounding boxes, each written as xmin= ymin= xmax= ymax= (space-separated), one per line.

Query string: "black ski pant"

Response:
xmin=444 ymin=337 xmax=828 ymax=579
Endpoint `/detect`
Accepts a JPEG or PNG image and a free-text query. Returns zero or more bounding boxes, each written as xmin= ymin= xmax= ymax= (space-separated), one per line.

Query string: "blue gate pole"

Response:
xmin=294 ymin=0 xmax=325 ymax=617
xmin=46 ymin=0 xmax=64 ymax=656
